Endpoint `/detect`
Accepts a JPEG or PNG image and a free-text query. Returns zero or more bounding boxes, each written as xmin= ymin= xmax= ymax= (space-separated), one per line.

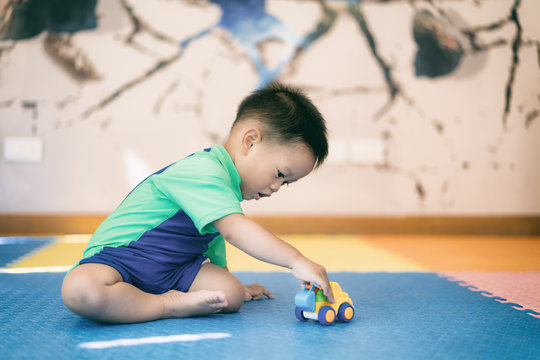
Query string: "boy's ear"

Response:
xmin=241 ymin=128 xmax=262 ymax=154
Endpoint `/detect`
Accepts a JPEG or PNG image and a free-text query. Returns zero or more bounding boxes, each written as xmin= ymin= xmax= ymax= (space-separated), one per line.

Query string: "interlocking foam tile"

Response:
xmin=1 ymin=272 xmax=538 ymax=359
xmin=228 ymin=235 xmax=427 ymax=272
xmin=8 ymin=235 xmax=88 ymax=269
xmin=7 ymin=235 xmax=427 ymax=272
xmin=365 ymin=236 xmax=540 ymax=271
xmin=0 ymin=237 xmax=55 ymax=267
xmin=441 ymin=272 xmax=540 ymax=318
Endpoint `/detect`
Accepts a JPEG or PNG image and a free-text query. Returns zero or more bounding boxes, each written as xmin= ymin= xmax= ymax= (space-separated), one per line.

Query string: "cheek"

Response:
xmin=245 ymin=172 xmax=273 ymax=192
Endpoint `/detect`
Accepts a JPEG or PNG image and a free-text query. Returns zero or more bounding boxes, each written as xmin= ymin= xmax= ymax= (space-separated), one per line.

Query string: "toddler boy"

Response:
xmin=62 ymin=83 xmax=334 ymax=323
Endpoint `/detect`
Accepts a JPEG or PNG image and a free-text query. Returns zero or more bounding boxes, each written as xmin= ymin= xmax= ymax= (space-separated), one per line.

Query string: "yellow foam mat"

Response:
xmin=9 ymin=235 xmax=89 ymax=269
xmin=8 ymin=234 xmax=540 ymax=273
xmin=226 ymin=235 xmax=427 ymax=272
xmin=7 ymin=234 xmax=426 ymax=272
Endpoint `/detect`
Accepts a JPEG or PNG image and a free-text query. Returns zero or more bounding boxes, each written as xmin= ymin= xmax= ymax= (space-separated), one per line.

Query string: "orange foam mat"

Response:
xmin=365 ymin=236 xmax=540 ymax=271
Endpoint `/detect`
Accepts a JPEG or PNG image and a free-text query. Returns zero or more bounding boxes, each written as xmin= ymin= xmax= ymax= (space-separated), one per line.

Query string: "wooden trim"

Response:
xmin=0 ymin=214 xmax=539 ymax=236
xmin=252 ymin=216 xmax=540 ymax=236
xmin=0 ymin=214 xmax=107 ymax=236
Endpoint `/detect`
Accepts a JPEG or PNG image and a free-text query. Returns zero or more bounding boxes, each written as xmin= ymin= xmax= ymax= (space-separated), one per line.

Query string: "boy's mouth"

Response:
xmin=255 ymin=192 xmax=270 ymax=200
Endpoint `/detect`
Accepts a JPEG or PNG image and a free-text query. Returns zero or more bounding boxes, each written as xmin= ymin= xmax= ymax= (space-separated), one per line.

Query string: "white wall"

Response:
xmin=1 ymin=0 xmax=539 ymax=216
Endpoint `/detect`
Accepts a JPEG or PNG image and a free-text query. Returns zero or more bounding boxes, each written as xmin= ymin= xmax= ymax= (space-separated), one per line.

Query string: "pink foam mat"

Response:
xmin=440 ymin=272 xmax=540 ymax=318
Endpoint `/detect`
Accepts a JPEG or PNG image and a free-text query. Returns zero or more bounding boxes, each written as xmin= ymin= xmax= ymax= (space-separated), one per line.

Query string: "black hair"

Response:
xmin=232 ymin=82 xmax=328 ymax=168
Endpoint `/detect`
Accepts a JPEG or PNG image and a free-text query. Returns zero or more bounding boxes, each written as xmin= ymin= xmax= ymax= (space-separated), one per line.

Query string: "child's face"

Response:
xmin=237 ymin=140 xmax=316 ymax=201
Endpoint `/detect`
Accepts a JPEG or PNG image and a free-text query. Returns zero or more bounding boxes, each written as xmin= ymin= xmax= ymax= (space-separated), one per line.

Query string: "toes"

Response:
xmin=207 ymin=291 xmax=228 ymax=308
xmin=161 ymin=289 xmax=233 ymax=318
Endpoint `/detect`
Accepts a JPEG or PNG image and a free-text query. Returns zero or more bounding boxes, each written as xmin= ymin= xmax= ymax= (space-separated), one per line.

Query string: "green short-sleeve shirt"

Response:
xmin=79 ymin=146 xmax=242 ymax=268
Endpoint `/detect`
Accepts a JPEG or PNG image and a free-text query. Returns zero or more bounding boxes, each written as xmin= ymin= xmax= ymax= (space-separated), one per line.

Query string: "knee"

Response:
xmin=221 ymin=276 xmax=245 ymax=313
xmin=62 ymin=271 xmax=108 ymax=317
xmin=190 ymin=263 xmax=246 ymax=313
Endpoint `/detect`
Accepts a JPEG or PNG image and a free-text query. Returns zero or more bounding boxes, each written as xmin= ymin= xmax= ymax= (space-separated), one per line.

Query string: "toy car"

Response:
xmin=294 ymin=281 xmax=355 ymax=326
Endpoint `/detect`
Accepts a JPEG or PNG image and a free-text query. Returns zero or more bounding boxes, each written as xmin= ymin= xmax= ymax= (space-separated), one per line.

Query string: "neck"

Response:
xmin=224 ymin=132 xmax=239 ymax=164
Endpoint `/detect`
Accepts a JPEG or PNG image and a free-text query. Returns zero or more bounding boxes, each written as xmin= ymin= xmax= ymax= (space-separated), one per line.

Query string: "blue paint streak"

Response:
xmin=179 ymin=0 xmax=301 ymax=88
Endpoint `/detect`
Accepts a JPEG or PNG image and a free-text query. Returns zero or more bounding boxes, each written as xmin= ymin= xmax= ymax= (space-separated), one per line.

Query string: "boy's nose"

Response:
xmin=269 ymin=181 xmax=281 ymax=193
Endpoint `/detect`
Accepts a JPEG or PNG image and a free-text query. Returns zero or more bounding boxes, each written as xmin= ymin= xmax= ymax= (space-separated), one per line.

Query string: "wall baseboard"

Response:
xmin=0 ymin=214 xmax=539 ymax=236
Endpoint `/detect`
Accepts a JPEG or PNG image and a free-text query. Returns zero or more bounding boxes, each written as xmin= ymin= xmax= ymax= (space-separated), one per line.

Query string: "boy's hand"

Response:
xmin=291 ymin=257 xmax=335 ymax=303
xmin=244 ymin=283 xmax=275 ymax=301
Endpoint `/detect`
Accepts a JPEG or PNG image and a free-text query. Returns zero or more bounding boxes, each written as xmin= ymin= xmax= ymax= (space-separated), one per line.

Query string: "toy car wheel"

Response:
xmin=317 ymin=306 xmax=335 ymax=326
xmin=337 ymin=302 xmax=354 ymax=322
xmin=295 ymin=307 xmax=307 ymax=321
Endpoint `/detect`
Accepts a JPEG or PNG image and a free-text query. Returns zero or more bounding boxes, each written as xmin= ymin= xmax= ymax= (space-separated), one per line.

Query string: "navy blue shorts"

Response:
xmin=79 ymin=245 xmax=208 ymax=294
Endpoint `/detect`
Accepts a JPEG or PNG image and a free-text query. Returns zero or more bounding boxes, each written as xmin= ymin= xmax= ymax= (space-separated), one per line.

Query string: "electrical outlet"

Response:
xmin=3 ymin=136 xmax=43 ymax=163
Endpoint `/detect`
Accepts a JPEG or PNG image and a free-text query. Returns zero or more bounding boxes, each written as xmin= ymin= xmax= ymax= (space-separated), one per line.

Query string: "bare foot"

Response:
xmin=161 ymin=289 xmax=228 ymax=318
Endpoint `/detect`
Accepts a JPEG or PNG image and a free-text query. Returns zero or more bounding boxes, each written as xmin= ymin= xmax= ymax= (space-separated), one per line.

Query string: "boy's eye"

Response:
xmin=277 ymin=171 xmax=291 ymax=186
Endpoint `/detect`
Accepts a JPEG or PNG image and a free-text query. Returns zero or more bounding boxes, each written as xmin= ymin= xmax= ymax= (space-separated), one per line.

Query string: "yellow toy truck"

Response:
xmin=294 ymin=282 xmax=355 ymax=326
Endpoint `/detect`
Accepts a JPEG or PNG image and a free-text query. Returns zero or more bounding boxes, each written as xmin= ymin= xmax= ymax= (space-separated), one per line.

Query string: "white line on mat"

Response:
xmin=0 ymin=266 xmax=72 ymax=273
xmin=78 ymin=333 xmax=231 ymax=349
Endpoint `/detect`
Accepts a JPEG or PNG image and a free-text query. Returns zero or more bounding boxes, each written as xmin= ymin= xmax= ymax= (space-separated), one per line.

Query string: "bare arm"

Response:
xmin=213 ymin=213 xmax=334 ymax=302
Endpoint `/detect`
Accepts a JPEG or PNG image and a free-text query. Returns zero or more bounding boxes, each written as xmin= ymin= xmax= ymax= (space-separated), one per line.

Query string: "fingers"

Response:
xmin=318 ymin=268 xmax=335 ymax=303
xmin=293 ymin=259 xmax=334 ymax=303
xmin=258 ymin=286 xmax=274 ymax=299
xmin=311 ymin=269 xmax=334 ymax=303
xmin=320 ymin=281 xmax=335 ymax=303
xmin=244 ymin=283 xmax=275 ymax=301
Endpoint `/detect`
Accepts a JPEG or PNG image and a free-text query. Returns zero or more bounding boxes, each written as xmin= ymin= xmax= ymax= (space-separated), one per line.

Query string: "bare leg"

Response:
xmin=61 ymin=263 xmax=228 ymax=323
xmin=189 ymin=262 xmax=246 ymax=313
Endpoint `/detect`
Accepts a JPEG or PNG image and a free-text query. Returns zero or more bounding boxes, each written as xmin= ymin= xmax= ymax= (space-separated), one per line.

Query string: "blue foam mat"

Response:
xmin=0 ymin=272 xmax=538 ymax=359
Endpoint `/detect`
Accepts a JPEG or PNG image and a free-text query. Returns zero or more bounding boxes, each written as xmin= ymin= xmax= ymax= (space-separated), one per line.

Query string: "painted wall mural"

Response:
xmin=0 ymin=0 xmax=539 ymax=215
